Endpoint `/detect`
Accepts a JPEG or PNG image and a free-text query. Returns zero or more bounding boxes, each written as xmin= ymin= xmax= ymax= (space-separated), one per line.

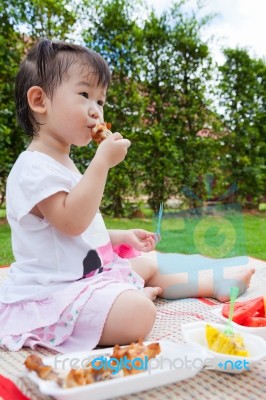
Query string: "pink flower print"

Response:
xmin=66 ymin=313 xmax=74 ymax=321
xmin=45 ymin=333 xmax=56 ymax=343
xmin=75 ymin=306 xmax=83 ymax=314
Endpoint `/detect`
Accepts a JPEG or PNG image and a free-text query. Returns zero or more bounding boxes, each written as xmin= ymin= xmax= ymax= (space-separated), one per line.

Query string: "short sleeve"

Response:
xmin=8 ymin=152 xmax=74 ymax=223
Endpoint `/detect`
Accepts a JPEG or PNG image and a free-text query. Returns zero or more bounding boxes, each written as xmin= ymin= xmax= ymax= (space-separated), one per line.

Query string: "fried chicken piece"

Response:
xmin=24 ymin=354 xmax=43 ymax=370
xmin=112 ymin=338 xmax=161 ymax=375
xmin=65 ymin=369 xmax=87 ymax=388
xmin=87 ymin=360 xmax=113 ymax=381
xmin=113 ymin=338 xmax=160 ymax=360
xmin=24 ymin=354 xmax=59 ymax=382
xmin=91 ymin=122 xmax=112 ymax=144
xmin=65 ymin=363 xmax=112 ymax=388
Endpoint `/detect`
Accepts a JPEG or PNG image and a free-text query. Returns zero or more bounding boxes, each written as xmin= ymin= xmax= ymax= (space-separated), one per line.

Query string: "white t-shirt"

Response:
xmin=0 ymin=151 xmax=117 ymax=303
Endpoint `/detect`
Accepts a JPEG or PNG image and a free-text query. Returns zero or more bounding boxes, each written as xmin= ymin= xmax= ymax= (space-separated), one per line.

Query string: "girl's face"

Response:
xmin=43 ymin=64 xmax=107 ymax=148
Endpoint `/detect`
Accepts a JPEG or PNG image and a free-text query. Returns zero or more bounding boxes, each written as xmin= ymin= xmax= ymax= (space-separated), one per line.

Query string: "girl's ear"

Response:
xmin=27 ymin=86 xmax=47 ymax=114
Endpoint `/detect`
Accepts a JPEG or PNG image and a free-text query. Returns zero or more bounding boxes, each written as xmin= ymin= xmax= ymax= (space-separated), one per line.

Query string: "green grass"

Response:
xmin=0 ymin=212 xmax=265 ymax=265
xmin=0 ymin=208 xmax=6 ymax=218
xmin=243 ymin=214 xmax=266 ymax=259
xmin=0 ymin=223 xmax=13 ymax=265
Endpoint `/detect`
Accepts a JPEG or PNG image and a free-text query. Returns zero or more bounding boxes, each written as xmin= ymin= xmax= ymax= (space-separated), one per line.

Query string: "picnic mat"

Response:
xmin=0 ymin=257 xmax=266 ymax=400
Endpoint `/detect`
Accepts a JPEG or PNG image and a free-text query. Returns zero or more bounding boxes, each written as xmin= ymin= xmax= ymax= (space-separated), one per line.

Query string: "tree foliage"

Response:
xmin=137 ymin=3 xmax=227 ymax=210
xmin=83 ymin=0 xmax=147 ymax=216
xmin=0 ymin=0 xmax=265 ymax=214
xmin=0 ymin=0 xmax=79 ymax=204
xmin=0 ymin=1 xmax=25 ymax=205
xmin=218 ymin=48 xmax=266 ymax=206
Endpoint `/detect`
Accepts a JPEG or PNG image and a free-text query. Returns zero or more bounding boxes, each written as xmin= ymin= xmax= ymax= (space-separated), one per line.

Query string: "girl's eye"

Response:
xmin=80 ymin=92 xmax=88 ymax=99
xmin=98 ymin=100 xmax=104 ymax=106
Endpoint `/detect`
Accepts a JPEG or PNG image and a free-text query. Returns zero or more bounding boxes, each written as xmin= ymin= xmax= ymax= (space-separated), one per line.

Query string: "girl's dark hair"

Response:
xmin=15 ymin=39 xmax=111 ymax=136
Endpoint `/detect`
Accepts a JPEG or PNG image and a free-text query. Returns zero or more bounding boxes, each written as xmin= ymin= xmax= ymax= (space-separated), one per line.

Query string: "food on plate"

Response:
xmin=24 ymin=339 xmax=161 ymax=388
xmin=242 ymin=316 xmax=266 ymax=327
xmin=206 ymin=324 xmax=250 ymax=357
xmin=222 ymin=296 xmax=266 ymax=327
xmin=64 ymin=363 xmax=112 ymax=388
xmin=91 ymin=122 xmax=112 ymax=144
xmin=25 ymin=353 xmax=113 ymax=388
xmin=113 ymin=338 xmax=161 ymax=375
xmin=24 ymin=354 xmax=64 ymax=386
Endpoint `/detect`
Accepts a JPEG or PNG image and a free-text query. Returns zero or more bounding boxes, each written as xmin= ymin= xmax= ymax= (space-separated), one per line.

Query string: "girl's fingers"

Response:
xmin=142 ymin=236 xmax=155 ymax=252
xmin=110 ymin=132 xmax=123 ymax=140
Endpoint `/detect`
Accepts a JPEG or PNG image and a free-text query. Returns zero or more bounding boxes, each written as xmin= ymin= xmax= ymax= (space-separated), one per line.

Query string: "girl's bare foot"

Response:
xmin=143 ymin=286 xmax=162 ymax=301
xmin=213 ymin=267 xmax=255 ymax=302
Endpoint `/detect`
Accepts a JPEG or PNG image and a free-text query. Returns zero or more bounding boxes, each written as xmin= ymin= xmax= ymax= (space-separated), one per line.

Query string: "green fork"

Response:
xmin=224 ymin=286 xmax=239 ymax=336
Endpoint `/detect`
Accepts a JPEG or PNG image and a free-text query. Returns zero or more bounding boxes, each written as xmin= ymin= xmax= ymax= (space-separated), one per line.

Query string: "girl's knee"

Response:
xmin=120 ymin=292 xmax=156 ymax=338
xmin=99 ymin=291 xmax=156 ymax=346
xmin=133 ymin=294 xmax=157 ymax=333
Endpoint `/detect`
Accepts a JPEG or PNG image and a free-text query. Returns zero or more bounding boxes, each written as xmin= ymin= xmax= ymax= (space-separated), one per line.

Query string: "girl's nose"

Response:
xmin=89 ymin=105 xmax=99 ymax=119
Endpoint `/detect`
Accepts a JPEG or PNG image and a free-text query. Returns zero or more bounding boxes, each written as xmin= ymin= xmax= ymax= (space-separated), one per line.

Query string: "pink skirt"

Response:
xmin=0 ymin=261 xmax=144 ymax=353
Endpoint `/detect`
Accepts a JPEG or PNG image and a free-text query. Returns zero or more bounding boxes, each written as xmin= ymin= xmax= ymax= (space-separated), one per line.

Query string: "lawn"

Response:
xmin=0 ymin=211 xmax=265 ymax=265
xmin=0 ymin=223 xmax=13 ymax=265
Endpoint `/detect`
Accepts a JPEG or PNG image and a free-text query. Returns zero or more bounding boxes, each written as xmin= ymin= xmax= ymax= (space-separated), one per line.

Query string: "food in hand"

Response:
xmin=91 ymin=122 xmax=112 ymax=144
xmin=222 ymin=296 xmax=266 ymax=327
xmin=24 ymin=339 xmax=161 ymax=388
xmin=206 ymin=324 xmax=250 ymax=356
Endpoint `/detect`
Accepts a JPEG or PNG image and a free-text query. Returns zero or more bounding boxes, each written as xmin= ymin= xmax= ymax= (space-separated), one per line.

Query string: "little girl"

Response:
xmin=0 ymin=39 xmax=254 ymax=353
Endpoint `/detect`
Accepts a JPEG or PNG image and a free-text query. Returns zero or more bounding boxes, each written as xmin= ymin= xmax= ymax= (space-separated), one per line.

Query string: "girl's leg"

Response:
xmin=99 ymin=290 xmax=156 ymax=346
xmin=130 ymin=252 xmax=255 ymax=302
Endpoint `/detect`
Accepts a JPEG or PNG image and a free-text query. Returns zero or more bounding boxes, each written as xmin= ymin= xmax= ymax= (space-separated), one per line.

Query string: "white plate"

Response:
xmin=26 ymin=341 xmax=208 ymax=400
xmin=182 ymin=321 xmax=266 ymax=374
xmin=212 ymin=305 xmax=266 ymax=340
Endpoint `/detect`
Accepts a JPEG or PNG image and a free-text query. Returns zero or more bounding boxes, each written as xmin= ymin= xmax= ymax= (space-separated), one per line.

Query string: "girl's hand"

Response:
xmin=95 ymin=132 xmax=131 ymax=169
xmin=123 ymin=229 xmax=157 ymax=252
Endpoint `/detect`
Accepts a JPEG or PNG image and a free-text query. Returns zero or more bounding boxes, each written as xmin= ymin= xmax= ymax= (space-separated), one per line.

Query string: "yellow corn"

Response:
xmin=206 ymin=324 xmax=250 ymax=357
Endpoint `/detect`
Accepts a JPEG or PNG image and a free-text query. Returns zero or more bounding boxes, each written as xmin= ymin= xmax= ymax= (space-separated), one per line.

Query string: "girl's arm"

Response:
xmin=36 ymin=134 xmax=130 ymax=236
xmin=109 ymin=229 xmax=157 ymax=253
xmin=108 ymin=229 xmax=126 ymax=245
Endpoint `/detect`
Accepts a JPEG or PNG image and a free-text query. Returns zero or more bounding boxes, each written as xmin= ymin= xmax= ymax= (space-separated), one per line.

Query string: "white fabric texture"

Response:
xmin=0 ymin=151 xmax=130 ymax=303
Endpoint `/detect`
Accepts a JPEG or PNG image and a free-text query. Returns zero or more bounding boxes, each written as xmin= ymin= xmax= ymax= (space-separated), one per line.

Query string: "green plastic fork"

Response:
xmin=224 ymin=286 xmax=239 ymax=336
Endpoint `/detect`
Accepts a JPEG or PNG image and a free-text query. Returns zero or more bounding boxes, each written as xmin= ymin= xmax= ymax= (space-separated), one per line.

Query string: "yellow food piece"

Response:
xmin=206 ymin=324 xmax=250 ymax=357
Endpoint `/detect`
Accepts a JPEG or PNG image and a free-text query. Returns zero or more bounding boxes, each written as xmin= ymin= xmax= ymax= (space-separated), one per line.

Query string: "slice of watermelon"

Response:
xmin=222 ymin=296 xmax=265 ymax=325
xmin=242 ymin=316 xmax=266 ymax=327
